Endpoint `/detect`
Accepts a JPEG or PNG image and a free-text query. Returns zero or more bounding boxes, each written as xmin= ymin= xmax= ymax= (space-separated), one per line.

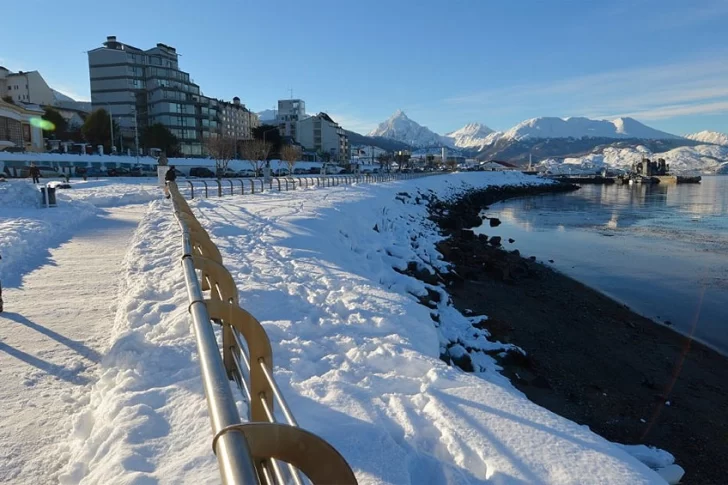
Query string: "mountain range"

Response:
xmin=363 ymin=110 xmax=728 ymax=165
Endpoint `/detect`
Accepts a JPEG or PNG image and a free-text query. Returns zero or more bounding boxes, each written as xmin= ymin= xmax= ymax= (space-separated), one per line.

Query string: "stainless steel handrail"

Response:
xmin=169 ymin=182 xmax=358 ymax=485
xmin=173 ymin=203 xmax=260 ymax=485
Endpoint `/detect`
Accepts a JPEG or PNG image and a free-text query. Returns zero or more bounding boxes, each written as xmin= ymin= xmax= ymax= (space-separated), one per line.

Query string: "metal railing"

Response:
xmin=168 ymin=181 xmax=358 ymax=485
xmin=181 ymin=172 xmax=436 ymax=199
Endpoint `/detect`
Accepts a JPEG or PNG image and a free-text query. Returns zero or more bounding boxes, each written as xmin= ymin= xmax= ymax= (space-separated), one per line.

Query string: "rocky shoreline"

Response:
xmin=421 ymin=182 xmax=728 ymax=485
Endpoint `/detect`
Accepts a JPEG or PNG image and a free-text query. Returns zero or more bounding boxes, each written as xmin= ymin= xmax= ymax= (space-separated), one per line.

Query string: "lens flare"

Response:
xmin=30 ymin=117 xmax=55 ymax=131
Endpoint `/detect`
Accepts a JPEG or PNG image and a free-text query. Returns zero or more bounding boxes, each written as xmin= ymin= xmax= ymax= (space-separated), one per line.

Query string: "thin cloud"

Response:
xmin=597 ymin=101 xmax=728 ymax=121
xmin=444 ymin=55 xmax=728 ymax=125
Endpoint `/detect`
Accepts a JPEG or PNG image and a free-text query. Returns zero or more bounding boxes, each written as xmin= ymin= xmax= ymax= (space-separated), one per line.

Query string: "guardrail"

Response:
xmin=168 ymin=181 xmax=358 ymax=485
xmin=180 ymin=172 xmax=435 ymax=199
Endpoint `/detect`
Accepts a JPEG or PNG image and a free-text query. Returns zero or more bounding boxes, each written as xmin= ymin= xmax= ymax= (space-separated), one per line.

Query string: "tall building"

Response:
xmin=296 ymin=113 xmax=349 ymax=162
xmin=276 ymin=99 xmax=305 ymax=140
xmin=221 ymin=97 xmax=259 ymax=141
xmin=88 ymin=36 xmax=254 ymax=156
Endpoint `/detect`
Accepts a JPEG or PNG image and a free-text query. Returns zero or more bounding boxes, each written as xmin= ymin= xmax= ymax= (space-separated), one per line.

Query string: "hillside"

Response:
xmin=685 ymin=131 xmax=728 ymax=146
xmin=445 ymin=123 xmax=494 ymax=149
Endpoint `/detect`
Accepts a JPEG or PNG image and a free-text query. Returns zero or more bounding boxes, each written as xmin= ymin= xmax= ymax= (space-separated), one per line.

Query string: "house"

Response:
xmin=0 ymin=98 xmax=45 ymax=152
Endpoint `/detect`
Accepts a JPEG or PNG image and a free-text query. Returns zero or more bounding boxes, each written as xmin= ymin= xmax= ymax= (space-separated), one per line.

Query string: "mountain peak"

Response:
xmin=445 ymin=122 xmax=495 ymax=149
xmin=368 ymin=111 xmax=453 ymax=148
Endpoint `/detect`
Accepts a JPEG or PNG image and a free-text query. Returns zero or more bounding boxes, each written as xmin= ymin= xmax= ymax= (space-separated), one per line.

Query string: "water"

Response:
xmin=476 ymin=175 xmax=728 ymax=355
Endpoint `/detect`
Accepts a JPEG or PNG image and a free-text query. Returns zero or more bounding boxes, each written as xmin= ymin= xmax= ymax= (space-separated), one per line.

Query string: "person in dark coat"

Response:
xmin=164 ymin=165 xmax=177 ymax=199
xmin=165 ymin=165 xmax=177 ymax=182
xmin=29 ymin=163 xmax=41 ymax=184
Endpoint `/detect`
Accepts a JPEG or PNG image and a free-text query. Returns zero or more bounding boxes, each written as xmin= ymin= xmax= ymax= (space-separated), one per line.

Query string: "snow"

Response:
xmin=539 ymin=144 xmax=728 ymax=174
xmin=0 ymin=181 xmax=99 ymax=287
xmin=47 ymin=172 xmax=674 ymax=484
xmin=685 ymin=130 xmax=728 ymax=146
xmin=368 ymin=110 xmax=454 ymax=148
xmin=0 ymin=204 xmax=146 ymax=483
xmin=445 ymin=123 xmax=495 ymax=149
xmin=499 ymin=117 xmax=680 ymax=142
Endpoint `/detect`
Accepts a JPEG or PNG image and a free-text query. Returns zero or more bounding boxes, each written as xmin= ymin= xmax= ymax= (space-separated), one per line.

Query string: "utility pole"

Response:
xmin=133 ymin=109 xmax=140 ymax=163
xmin=109 ymin=109 xmax=114 ymax=154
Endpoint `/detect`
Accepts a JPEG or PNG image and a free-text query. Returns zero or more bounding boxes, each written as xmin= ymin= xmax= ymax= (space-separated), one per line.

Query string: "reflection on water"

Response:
xmin=478 ymin=176 xmax=728 ymax=354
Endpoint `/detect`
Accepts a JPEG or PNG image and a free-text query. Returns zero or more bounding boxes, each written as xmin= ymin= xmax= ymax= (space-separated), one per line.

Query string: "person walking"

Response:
xmin=29 ymin=163 xmax=41 ymax=184
xmin=164 ymin=165 xmax=177 ymax=199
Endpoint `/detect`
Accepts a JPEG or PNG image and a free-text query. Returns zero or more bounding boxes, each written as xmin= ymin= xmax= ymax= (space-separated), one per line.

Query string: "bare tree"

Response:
xmin=240 ymin=139 xmax=272 ymax=177
xmin=445 ymin=158 xmax=458 ymax=171
xmin=280 ymin=144 xmax=301 ymax=175
xmin=377 ymin=153 xmax=392 ymax=173
xmin=206 ymin=135 xmax=237 ymax=178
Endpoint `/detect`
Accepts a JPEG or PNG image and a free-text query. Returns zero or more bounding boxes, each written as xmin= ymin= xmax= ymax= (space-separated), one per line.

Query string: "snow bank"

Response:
xmin=54 ymin=178 xmax=162 ymax=207
xmin=59 ymin=172 xmax=671 ymax=484
xmin=0 ymin=180 xmax=41 ymax=208
xmin=0 ymin=183 xmax=98 ymax=286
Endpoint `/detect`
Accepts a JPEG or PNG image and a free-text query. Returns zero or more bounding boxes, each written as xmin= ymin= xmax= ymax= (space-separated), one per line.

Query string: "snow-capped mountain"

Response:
xmin=496 ymin=116 xmax=680 ymax=142
xmin=445 ymin=122 xmax=494 ymax=149
xmin=257 ymin=109 xmax=277 ymax=123
xmin=684 ymin=130 xmax=728 ymax=146
xmin=537 ymin=143 xmax=728 ymax=175
xmin=368 ymin=110 xmax=454 ymax=148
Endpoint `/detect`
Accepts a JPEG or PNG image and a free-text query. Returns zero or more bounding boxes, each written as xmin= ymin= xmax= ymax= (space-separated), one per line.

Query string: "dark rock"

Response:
xmin=664 ymin=320 xmax=673 ymax=326
xmin=548 ymin=259 xmax=554 ymax=263
xmin=460 ymin=229 xmax=475 ymax=241
xmin=489 ymin=217 xmax=501 ymax=227
xmin=451 ymin=352 xmax=475 ymax=373
xmin=529 ymin=256 xmax=537 ymax=261
xmin=531 ymin=375 xmax=552 ymax=389
xmin=489 ymin=236 xmax=502 ymax=247
xmin=511 ymin=249 xmax=520 ymax=256
xmin=373 ymin=223 xmax=379 ymax=232
xmin=508 ymin=238 xmax=515 ymax=243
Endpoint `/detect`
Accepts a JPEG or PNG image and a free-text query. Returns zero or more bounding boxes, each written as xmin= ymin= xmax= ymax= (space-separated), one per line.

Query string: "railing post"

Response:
xmin=249 ymin=179 xmax=255 ymax=194
xmin=187 ymin=181 xmax=195 ymax=199
xmin=202 ymin=180 xmax=209 ymax=198
xmin=216 ymin=179 xmax=223 ymax=197
xmin=238 ymin=179 xmax=244 ymax=195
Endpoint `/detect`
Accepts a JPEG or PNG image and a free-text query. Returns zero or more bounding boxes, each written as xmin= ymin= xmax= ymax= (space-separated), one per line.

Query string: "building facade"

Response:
xmin=220 ymin=97 xmax=259 ymax=141
xmin=276 ymin=99 xmax=305 ymax=140
xmin=88 ymin=36 xmax=253 ymax=156
xmin=0 ymin=98 xmax=45 ymax=152
xmin=296 ymin=113 xmax=349 ymax=162
xmin=0 ymin=67 xmax=56 ymax=106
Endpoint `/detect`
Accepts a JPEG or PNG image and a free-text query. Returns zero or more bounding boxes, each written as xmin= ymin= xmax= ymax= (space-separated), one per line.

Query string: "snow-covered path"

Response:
xmin=0 ymin=205 xmax=145 ymax=484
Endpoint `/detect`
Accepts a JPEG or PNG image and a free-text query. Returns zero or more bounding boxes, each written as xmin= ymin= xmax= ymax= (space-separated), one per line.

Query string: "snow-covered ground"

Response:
xmin=39 ymin=172 xmax=679 ymax=484
xmin=540 ymin=143 xmax=728 ymax=175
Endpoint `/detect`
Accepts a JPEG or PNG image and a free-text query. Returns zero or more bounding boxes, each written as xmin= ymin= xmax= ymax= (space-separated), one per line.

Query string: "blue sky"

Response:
xmin=2 ymin=0 xmax=727 ymax=135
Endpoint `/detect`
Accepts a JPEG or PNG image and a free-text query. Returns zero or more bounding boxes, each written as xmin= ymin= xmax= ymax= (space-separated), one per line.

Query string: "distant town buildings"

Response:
xmin=88 ymin=36 xmax=258 ymax=156
xmin=0 ymin=67 xmax=56 ymax=106
xmin=296 ymin=112 xmax=349 ymax=161
xmin=276 ymin=99 xmax=305 ymax=140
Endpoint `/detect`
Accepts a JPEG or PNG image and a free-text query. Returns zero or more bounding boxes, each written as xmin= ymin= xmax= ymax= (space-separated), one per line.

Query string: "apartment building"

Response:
xmin=0 ymin=67 xmax=56 ymax=106
xmin=89 ymin=36 xmax=254 ymax=156
xmin=276 ymin=99 xmax=305 ymax=140
xmin=220 ymin=97 xmax=259 ymax=140
xmin=296 ymin=112 xmax=349 ymax=162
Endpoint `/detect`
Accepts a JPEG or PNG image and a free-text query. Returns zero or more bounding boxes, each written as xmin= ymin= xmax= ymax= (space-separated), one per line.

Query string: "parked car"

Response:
xmin=84 ymin=168 xmax=107 ymax=178
xmin=189 ymin=167 xmax=215 ymax=178
xmin=219 ymin=168 xmax=238 ymax=178
xmin=237 ymin=169 xmax=256 ymax=177
xmin=293 ymin=168 xmax=307 ymax=175
xmin=275 ymin=168 xmax=290 ymax=176
xmin=130 ymin=165 xmax=157 ymax=177
xmin=107 ymin=167 xmax=131 ymax=177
